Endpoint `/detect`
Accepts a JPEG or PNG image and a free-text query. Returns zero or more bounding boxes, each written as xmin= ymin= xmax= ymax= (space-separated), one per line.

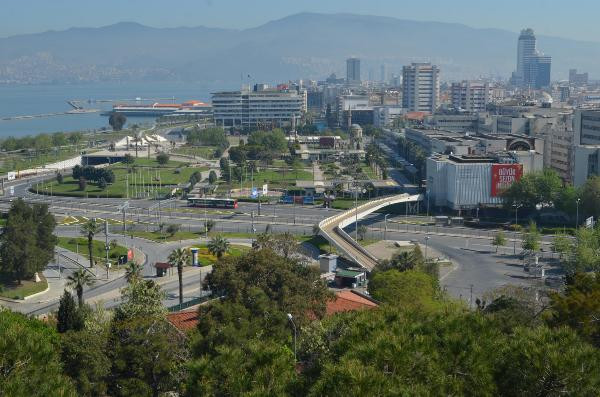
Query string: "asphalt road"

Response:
xmin=0 ymin=176 xmax=556 ymax=314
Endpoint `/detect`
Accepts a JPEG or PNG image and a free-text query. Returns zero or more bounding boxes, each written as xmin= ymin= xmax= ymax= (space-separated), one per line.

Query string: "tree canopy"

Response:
xmin=0 ymin=199 xmax=57 ymax=284
xmin=0 ymin=309 xmax=75 ymax=396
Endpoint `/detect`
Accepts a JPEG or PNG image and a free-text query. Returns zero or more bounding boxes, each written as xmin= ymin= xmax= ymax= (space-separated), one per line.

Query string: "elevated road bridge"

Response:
xmin=318 ymin=193 xmax=423 ymax=271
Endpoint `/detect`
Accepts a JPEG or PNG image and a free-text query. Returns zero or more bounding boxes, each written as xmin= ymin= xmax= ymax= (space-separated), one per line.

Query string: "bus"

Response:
xmin=187 ymin=197 xmax=238 ymax=209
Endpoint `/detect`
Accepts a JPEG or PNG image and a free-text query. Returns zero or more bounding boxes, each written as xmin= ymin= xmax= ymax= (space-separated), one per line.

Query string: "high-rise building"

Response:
xmin=402 ymin=63 xmax=440 ymax=113
xmin=569 ymin=69 xmax=589 ymax=86
xmin=380 ymin=64 xmax=387 ymax=83
xmin=346 ymin=57 xmax=361 ymax=84
xmin=450 ymin=81 xmax=490 ymax=112
xmin=511 ymin=28 xmax=552 ymax=89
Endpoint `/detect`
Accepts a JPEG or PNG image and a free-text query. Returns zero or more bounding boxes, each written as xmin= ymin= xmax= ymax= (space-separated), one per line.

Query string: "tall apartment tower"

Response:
xmin=402 ymin=63 xmax=440 ymax=113
xmin=346 ymin=57 xmax=361 ymax=85
xmin=450 ymin=81 xmax=490 ymax=112
xmin=512 ymin=28 xmax=552 ymax=88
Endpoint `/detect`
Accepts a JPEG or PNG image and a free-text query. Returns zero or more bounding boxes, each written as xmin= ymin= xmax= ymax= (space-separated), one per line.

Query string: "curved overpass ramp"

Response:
xmin=318 ymin=193 xmax=423 ymax=271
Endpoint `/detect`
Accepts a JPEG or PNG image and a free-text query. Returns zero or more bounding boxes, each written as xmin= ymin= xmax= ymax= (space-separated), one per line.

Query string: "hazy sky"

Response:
xmin=2 ymin=0 xmax=598 ymax=41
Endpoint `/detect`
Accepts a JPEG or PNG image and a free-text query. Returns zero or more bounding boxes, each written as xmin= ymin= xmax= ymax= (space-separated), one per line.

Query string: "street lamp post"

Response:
xmin=576 ymin=198 xmax=581 ymax=229
xmin=512 ymin=203 xmax=522 ymax=254
xmin=355 ymin=188 xmax=359 ymax=240
xmin=287 ymin=313 xmax=297 ymax=362
xmin=384 ymin=214 xmax=390 ymax=241
xmin=104 ymin=220 xmax=110 ymax=280
xmin=424 ymin=235 xmax=430 ymax=263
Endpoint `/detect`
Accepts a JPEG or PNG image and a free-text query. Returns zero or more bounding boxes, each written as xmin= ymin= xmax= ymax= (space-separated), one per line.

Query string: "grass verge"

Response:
xmin=0 ymin=274 xmax=48 ymax=300
xmin=57 ymin=237 xmax=128 ymax=265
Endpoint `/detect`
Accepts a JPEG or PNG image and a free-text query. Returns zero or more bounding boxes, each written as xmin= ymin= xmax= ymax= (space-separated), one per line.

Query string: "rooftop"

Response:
xmin=167 ymin=290 xmax=379 ymax=332
xmin=167 ymin=310 xmax=199 ymax=332
xmin=326 ymin=290 xmax=379 ymax=316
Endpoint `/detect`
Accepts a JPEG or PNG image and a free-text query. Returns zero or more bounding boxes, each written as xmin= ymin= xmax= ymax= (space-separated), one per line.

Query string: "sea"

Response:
xmin=0 ymin=81 xmax=230 ymax=138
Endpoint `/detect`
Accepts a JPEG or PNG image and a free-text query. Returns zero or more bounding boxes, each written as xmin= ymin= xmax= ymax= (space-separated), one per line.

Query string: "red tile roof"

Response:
xmin=167 ymin=291 xmax=378 ymax=332
xmin=404 ymin=111 xmax=428 ymax=120
xmin=167 ymin=310 xmax=199 ymax=332
xmin=326 ymin=290 xmax=378 ymax=316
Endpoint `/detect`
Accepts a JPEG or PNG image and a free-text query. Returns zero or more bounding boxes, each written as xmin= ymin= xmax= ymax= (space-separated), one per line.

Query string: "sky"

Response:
xmin=2 ymin=0 xmax=599 ymax=42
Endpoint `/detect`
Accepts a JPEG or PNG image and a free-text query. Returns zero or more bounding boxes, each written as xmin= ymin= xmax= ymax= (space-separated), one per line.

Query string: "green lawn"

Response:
xmin=360 ymin=162 xmax=378 ymax=180
xmin=123 ymin=230 xmax=259 ymax=242
xmin=329 ymin=198 xmax=369 ymax=210
xmin=0 ymin=274 xmax=48 ymax=300
xmin=358 ymin=238 xmax=379 ymax=247
xmin=227 ymin=167 xmax=314 ymax=190
xmin=298 ymin=235 xmax=335 ymax=254
xmin=124 ymin=230 xmax=201 ymax=242
xmin=58 ymin=237 xmax=128 ymax=264
xmin=192 ymin=244 xmax=250 ymax=266
xmin=0 ymin=147 xmax=87 ymax=175
xmin=172 ymin=146 xmax=217 ymax=159
xmin=34 ymin=158 xmax=208 ymax=199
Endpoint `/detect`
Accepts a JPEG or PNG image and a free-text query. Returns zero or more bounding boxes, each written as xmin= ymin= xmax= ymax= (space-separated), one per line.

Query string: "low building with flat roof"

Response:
xmin=426 ymin=153 xmax=540 ymax=211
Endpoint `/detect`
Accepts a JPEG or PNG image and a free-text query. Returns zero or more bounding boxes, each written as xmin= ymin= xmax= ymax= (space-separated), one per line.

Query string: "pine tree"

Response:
xmin=57 ymin=290 xmax=83 ymax=333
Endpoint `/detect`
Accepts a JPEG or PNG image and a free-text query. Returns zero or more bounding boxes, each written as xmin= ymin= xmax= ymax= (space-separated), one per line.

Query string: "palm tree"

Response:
xmin=208 ymin=235 xmax=230 ymax=259
xmin=80 ymin=219 xmax=100 ymax=268
xmin=124 ymin=261 xmax=143 ymax=283
xmin=66 ymin=268 xmax=95 ymax=307
xmin=168 ymin=248 xmax=190 ymax=307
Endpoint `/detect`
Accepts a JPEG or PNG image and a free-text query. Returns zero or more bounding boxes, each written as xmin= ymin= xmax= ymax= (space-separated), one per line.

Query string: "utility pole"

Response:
xmin=287 ymin=313 xmax=297 ymax=362
xmin=513 ymin=204 xmax=522 ymax=254
xmin=384 ymin=214 xmax=389 ymax=241
xmin=469 ymin=284 xmax=474 ymax=309
xmin=104 ymin=220 xmax=110 ymax=280
xmin=576 ymin=198 xmax=581 ymax=229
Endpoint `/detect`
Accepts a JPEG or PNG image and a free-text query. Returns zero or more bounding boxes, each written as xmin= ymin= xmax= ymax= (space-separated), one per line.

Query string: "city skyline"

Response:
xmin=3 ymin=0 xmax=600 ymax=43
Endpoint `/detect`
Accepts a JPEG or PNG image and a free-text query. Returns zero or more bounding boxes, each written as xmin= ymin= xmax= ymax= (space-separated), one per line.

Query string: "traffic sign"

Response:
xmin=585 ymin=216 xmax=595 ymax=228
xmin=262 ymin=184 xmax=268 ymax=195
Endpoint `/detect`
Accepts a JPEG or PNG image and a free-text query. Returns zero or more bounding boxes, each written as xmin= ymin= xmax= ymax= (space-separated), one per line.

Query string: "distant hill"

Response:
xmin=1 ymin=13 xmax=599 ymax=85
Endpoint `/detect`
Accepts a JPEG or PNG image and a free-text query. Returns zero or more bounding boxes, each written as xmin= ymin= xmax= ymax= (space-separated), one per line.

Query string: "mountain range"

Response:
xmin=1 ymin=12 xmax=599 ymax=85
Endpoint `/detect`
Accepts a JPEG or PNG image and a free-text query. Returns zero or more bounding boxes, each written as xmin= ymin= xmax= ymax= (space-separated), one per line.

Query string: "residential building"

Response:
xmin=337 ymin=94 xmax=373 ymax=128
xmin=544 ymin=123 xmax=574 ymax=183
xmin=569 ymin=69 xmax=589 ymax=86
xmin=346 ymin=57 xmax=361 ymax=85
xmin=373 ymin=106 xmax=405 ymax=128
xmin=450 ymin=81 xmax=490 ymax=112
xmin=402 ymin=63 xmax=440 ymax=113
xmin=212 ymin=86 xmax=305 ymax=128
xmin=427 ymin=112 xmax=481 ymax=132
xmin=573 ymin=109 xmax=600 ymax=186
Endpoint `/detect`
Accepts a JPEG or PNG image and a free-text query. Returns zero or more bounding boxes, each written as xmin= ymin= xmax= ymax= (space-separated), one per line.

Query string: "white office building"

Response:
xmin=212 ymin=87 xmax=305 ymax=128
xmin=427 ymin=154 xmax=536 ymax=210
xmin=402 ymin=63 xmax=440 ymax=113
xmin=450 ymin=81 xmax=490 ymax=112
xmin=373 ymin=106 xmax=405 ymax=128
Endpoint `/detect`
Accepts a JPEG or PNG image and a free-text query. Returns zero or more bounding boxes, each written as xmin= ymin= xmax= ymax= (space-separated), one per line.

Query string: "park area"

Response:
xmin=33 ymin=157 xmax=208 ymax=199
xmin=0 ymin=274 xmax=48 ymax=300
xmin=57 ymin=237 xmax=129 ymax=266
xmin=190 ymin=245 xmax=250 ymax=266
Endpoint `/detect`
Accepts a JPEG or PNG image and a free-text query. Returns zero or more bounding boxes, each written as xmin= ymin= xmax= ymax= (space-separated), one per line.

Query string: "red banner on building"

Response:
xmin=491 ymin=164 xmax=523 ymax=197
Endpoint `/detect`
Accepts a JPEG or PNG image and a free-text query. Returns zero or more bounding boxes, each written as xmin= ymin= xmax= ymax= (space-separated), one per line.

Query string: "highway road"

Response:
xmin=0 ymin=175 xmax=559 ymax=315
